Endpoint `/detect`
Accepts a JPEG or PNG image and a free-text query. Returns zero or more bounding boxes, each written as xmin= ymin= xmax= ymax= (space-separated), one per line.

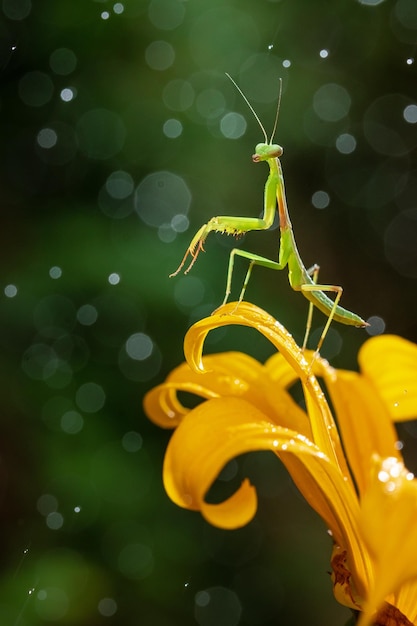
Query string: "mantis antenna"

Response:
xmin=225 ymin=73 xmax=283 ymax=145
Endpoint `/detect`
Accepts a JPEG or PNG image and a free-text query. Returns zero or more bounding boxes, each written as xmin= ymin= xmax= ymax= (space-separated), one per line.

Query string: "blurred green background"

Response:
xmin=1 ymin=0 xmax=417 ymax=624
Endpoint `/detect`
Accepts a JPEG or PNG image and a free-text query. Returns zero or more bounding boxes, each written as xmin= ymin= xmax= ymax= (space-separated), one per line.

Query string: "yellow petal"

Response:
xmin=324 ymin=369 xmax=400 ymax=494
xmin=359 ymin=335 xmax=417 ymax=422
xmin=357 ymin=456 xmax=417 ymax=626
xmin=265 ymin=350 xmax=303 ymax=388
xmin=266 ymin=351 xmax=352 ymax=484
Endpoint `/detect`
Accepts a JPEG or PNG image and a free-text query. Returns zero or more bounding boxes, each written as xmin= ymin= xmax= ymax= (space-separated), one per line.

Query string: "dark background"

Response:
xmin=1 ymin=0 xmax=417 ymax=624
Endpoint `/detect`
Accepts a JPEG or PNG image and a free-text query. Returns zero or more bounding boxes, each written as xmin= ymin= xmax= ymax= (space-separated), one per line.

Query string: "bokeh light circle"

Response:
xmin=18 ymin=71 xmax=54 ymax=107
xmin=311 ymin=190 xmax=330 ymax=209
xmin=49 ymin=47 xmax=77 ymax=75
xmin=135 ymin=171 xmax=191 ymax=228
xmin=3 ymin=0 xmax=31 ymax=20
xmin=163 ymin=79 xmax=194 ymax=111
xmin=336 ymin=133 xmax=357 ymax=154
xmin=313 ymin=83 xmax=351 ymax=122
xmin=145 ymin=40 xmax=175 ymax=71
xmin=98 ymin=598 xmax=117 ymax=617
xmin=194 ymin=586 xmax=242 ymax=626
xmin=220 ymin=112 xmax=246 ymax=139
xmin=105 ymin=170 xmax=134 ymax=199
xmin=196 ymin=89 xmax=226 ymax=120
xmin=75 ymin=382 xmax=106 ymax=413
xmin=363 ymin=93 xmax=417 ymax=156
xmin=148 ymin=0 xmax=185 ymax=30
xmin=163 ymin=118 xmax=183 ymax=138
xmin=125 ymin=333 xmax=153 ymax=361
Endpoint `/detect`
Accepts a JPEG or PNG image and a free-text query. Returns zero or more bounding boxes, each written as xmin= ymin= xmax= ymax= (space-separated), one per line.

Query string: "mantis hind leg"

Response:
xmin=300 ymin=279 xmax=343 ymax=362
xmin=302 ymin=264 xmax=320 ymax=351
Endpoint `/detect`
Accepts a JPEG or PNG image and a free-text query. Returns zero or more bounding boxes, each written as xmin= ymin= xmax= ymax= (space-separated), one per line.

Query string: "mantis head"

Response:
xmin=252 ymin=142 xmax=283 ymax=162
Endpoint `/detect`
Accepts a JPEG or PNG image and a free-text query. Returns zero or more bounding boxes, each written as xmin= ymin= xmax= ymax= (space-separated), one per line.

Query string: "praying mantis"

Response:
xmin=170 ymin=74 xmax=368 ymax=354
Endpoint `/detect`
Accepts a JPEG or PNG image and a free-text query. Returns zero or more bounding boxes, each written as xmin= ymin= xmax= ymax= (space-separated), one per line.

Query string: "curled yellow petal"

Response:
xmin=144 ymin=352 xmax=267 ymax=428
xmin=144 ymin=350 xmax=310 ymax=432
xmin=161 ymin=395 xmax=368 ymax=589
xmin=184 ymin=302 xmax=303 ymax=377
xmin=201 ymin=479 xmax=257 ymax=530
xmin=184 ymin=302 xmax=342 ymax=467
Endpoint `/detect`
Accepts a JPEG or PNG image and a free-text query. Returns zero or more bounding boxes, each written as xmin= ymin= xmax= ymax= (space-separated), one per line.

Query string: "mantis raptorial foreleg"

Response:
xmin=170 ymin=73 xmax=368 ymax=356
xmin=169 ymin=213 xmax=272 ymax=277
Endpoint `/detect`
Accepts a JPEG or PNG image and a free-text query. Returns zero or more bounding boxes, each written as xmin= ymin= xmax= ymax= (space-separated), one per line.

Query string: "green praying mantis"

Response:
xmin=170 ymin=74 xmax=368 ymax=354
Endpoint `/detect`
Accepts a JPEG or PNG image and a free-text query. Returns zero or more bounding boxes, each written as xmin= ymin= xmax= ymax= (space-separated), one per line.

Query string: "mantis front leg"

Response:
xmin=169 ymin=214 xmax=272 ymax=278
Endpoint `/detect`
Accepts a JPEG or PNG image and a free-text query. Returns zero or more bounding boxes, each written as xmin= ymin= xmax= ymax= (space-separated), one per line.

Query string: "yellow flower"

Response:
xmin=144 ymin=302 xmax=417 ymax=626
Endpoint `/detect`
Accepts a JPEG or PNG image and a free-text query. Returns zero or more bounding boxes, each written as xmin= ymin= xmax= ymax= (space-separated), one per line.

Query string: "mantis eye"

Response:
xmin=269 ymin=143 xmax=283 ymax=157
